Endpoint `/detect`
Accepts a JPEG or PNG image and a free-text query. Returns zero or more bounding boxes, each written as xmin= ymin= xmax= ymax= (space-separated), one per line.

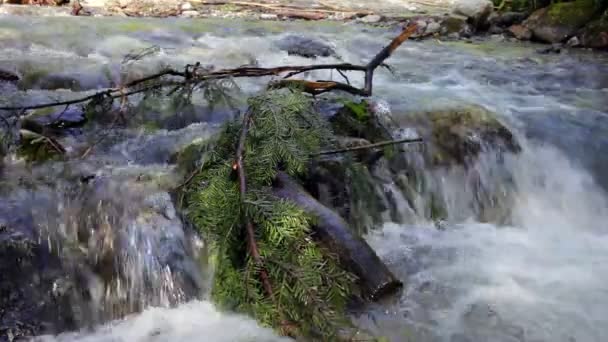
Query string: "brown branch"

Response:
xmin=0 ymin=24 xmax=416 ymax=111
xmin=234 ymin=109 xmax=275 ymax=299
xmin=313 ymin=137 xmax=423 ymax=156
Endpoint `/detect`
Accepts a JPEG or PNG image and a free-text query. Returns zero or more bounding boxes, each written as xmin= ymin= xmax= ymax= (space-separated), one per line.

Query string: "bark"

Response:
xmin=273 ymin=171 xmax=402 ymax=300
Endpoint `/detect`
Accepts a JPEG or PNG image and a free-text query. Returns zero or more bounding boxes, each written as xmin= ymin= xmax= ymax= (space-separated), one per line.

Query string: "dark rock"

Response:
xmin=523 ymin=0 xmax=598 ymax=43
xmin=537 ymin=43 xmax=563 ymax=54
xmin=488 ymin=25 xmax=504 ymax=34
xmin=30 ymin=107 xmax=87 ymax=130
xmin=0 ymin=69 xmax=19 ymax=83
xmin=508 ymin=24 xmax=532 ymax=40
xmin=579 ymin=10 xmax=608 ymax=49
xmin=442 ymin=15 xmax=468 ymax=35
xmin=275 ymin=35 xmax=337 ymax=58
xmin=488 ymin=11 xmax=528 ymax=28
xmin=0 ymin=213 xmax=77 ymax=339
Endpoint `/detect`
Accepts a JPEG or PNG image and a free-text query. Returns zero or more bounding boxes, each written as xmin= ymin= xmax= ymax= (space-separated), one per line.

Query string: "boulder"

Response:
xmin=488 ymin=11 xmax=528 ymax=28
xmin=402 ymin=105 xmax=520 ymax=166
xmin=579 ymin=10 xmax=608 ymax=49
xmin=523 ymin=0 xmax=598 ymax=43
xmin=274 ymin=34 xmax=337 ymax=58
xmin=508 ymin=24 xmax=532 ymax=40
xmin=453 ymin=0 xmax=494 ymax=28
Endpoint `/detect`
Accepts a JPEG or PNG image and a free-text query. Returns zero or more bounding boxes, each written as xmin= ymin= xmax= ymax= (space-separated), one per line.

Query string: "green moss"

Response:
xmin=547 ymin=0 xmax=597 ymax=25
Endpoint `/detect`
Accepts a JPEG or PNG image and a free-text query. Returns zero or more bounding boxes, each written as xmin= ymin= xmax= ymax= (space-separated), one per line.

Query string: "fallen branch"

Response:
xmin=0 ymin=24 xmax=417 ymax=112
xmin=314 ymin=137 xmax=423 ymax=156
xmin=233 ymin=109 xmax=275 ymax=299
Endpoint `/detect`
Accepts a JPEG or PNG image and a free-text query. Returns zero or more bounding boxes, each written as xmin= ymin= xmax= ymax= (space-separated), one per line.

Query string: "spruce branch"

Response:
xmin=233 ymin=109 xmax=275 ymax=300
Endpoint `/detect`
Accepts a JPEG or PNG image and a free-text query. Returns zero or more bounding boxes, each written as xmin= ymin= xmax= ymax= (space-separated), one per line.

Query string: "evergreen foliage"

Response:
xmin=184 ymin=89 xmax=357 ymax=338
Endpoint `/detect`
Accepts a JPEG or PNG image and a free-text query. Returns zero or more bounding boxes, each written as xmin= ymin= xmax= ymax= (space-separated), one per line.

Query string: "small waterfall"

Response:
xmin=359 ymin=142 xmax=608 ymax=342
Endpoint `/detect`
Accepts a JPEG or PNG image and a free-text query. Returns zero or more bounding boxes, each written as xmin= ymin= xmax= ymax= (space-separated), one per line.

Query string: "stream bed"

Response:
xmin=1 ymin=14 xmax=608 ymax=342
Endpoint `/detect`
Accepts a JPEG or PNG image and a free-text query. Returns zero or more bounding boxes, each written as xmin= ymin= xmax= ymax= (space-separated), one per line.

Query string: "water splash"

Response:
xmin=362 ymin=144 xmax=608 ymax=342
xmin=33 ymin=301 xmax=287 ymax=342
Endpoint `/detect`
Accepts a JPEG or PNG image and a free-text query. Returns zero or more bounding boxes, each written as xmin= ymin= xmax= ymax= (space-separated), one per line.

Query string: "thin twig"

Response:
xmin=314 ymin=137 xmax=423 ymax=156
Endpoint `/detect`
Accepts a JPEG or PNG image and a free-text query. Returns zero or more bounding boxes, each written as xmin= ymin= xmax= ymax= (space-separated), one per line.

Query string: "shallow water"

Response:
xmin=1 ymin=14 xmax=608 ymax=342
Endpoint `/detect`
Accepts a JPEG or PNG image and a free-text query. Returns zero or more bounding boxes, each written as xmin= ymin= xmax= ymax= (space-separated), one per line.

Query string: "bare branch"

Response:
xmin=313 ymin=137 xmax=423 ymax=156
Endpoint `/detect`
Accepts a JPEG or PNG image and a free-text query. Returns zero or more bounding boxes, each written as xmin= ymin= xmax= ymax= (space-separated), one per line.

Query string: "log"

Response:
xmin=273 ymin=171 xmax=402 ymax=300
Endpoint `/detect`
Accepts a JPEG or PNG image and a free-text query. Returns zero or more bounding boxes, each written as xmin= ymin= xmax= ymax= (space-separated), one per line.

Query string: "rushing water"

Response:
xmin=1 ymin=14 xmax=608 ymax=342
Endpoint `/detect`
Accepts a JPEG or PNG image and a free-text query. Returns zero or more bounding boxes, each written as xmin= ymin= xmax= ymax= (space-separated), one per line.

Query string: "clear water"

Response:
xmin=1 ymin=15 xmax=608 ymax=342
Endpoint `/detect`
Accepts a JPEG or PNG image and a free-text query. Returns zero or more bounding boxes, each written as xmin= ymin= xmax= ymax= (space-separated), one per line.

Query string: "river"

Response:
xmin=1 ymin=14 xmax=608 ymax=342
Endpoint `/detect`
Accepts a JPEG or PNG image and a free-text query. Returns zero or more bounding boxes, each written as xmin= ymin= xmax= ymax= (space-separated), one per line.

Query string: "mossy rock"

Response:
xmin=579 ymin=9 xmax=608 ymax=49
xmin=525 ymin=0 xmax=599 ymax=43
xmin=403 ymin=105 xmax=520 ymax=167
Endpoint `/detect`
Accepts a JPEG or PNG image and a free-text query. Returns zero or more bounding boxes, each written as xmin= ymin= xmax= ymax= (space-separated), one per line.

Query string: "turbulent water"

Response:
xmin=1 ymin=14 xmax=608 ymax=342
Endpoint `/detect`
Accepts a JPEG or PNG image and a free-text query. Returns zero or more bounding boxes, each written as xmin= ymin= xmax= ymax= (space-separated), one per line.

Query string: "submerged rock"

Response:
xmin=275 ymin=34 xmax=337 ymax=58
xmin=403 ymin=105 xmax=520 ymax=166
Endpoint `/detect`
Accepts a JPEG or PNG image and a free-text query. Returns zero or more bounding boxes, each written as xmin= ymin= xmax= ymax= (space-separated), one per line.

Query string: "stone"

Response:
xmin=508 ymin=24 xmax=532 ymax=40
xmin=0 ymin=68 xmax=19 ymax=82
xmin=523 ymin=0 xmax=598 ymax=43
xmin=536 ymin=43 xmax=562 ymax=54
xmin=426 ymin=21 xmax=441 ymax=35
xmin=579 ymin=11 xmax=608 ymax=49
xmin=180 ymin=10 xmax=199 ymax=17
xmin=415 ymin=19 xmax=427 ymax=30
xmin=360 ymin=14 xmax=382 ymax=23
xmin=453 ymin=0 xmax=493 ymax=28
xmin=260 ymin=13 xmax=278 ymax=20
xmin=488 ymin=25 xmax=504 ymax=34
xmin=567 ymin=36 xmax=581 ymax=47
xmin=488 ymin=11 xmax=528 ymax=28
xmin=275 ymin=35 xmax=337 ymax=58
xmin=442 ymin=15 xmax=468 ymax=34
xmin=180 ymin=1 xmax=191 ymax=10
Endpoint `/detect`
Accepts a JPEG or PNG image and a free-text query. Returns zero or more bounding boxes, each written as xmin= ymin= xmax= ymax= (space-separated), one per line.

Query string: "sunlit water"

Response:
xmin=1 ymin=14 xmax=608 ymax=342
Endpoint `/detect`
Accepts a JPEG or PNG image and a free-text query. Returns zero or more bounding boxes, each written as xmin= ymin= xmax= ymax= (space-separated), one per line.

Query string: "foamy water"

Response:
xmin=363 ymin=145 xmax=608 ymax=342
xmin=33 ymin=301 xmax=287 ymax=342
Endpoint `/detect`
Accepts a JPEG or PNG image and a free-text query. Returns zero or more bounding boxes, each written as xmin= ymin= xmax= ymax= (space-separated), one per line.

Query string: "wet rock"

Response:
xmin=537 ymin=43 xmax=562 ymax=54
xmin=442 ymin=15 xmax=468 ymax=35
xmin=453 ymin=0 xmax=493 ymax=28
xmin=402 ymin=105 xmax=520 ymax=167
xmin=567 ymin=35 xmax=582 ymax=47
xmin=29 ymin=107 xmax=87 ymax=130
xmin=260 ymin=13 xmax=278 ymax=20
xmin=0 ymin=69 xmax=19 ymax=83
xmin=508 ymin=24 xmax=532 ymax=40
xmin=180 ymin=2 xmax=191 ymax=10
xmin=360 ymin=14 xmax=382 ymax=24
xmin=488 ymin=11 xmax=528 ymax=28
xmin=275 ymin=34 xmax=337 ymax=58
xmin=0 ymin=211 xmax=76 ymax=339
xmin=488 ymin=25 xmax=504 ymax=34
xmin=579 ymin=11 xmax=608 ymax=49
xmin=180 ymin=9 xmax=199 ymax=17
xmin=426 ymin=21 xmax=441 ymax=35
xmin=523 ymin=0 xmax=598 ymax=43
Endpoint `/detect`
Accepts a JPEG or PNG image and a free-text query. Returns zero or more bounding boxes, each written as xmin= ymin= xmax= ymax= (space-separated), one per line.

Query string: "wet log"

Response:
xmin=273 ymin=171 xmax=402 ymax=300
